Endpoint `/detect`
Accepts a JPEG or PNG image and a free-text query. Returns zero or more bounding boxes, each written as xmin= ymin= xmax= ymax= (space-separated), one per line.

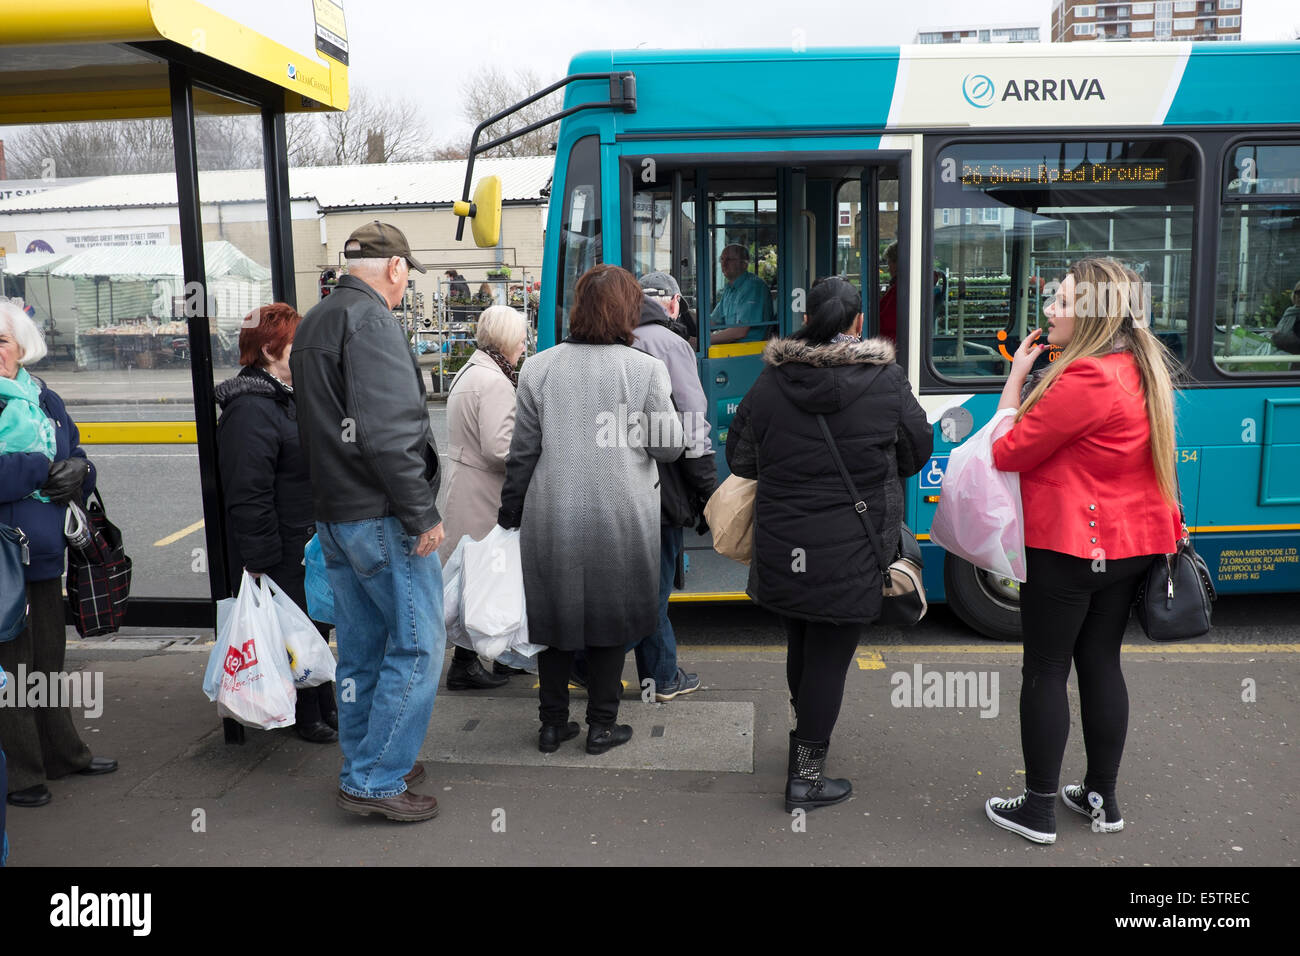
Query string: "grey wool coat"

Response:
xmin=497 ymin=341 xmax=686 ymax=650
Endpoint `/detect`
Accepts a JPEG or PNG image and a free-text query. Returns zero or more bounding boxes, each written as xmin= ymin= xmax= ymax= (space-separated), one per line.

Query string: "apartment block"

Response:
xmin=916 ymin=24 xmax=1040 ymax=43
xmin=1050 ymin=1 xmax=1243 ymax=42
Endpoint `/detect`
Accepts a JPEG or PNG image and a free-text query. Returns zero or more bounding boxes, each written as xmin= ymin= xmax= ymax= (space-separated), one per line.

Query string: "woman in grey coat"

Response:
xmin=498 ymin=265 xmax=685 ymax=756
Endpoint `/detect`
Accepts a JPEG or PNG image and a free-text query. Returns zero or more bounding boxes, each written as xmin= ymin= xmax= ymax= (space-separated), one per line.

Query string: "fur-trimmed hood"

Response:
xmin=762 ymin=335 xmax=895 ymax=368
xmin=761 ymin=335 xmax=897 ymax=414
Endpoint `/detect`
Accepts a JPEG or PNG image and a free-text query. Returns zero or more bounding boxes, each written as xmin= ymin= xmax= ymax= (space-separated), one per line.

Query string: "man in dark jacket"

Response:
xmin=291 ymin=221 xmax=444 ymax=823
xmin=628 ymin=271 xmax=716 ymax=701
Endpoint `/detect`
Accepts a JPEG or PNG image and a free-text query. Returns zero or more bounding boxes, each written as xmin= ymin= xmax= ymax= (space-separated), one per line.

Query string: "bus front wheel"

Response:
xmin=943 ymin=554 xmax=1022 ymax=642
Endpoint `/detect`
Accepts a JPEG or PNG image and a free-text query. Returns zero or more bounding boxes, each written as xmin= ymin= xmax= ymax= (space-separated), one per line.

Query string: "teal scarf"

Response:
xmin=0 ymin=368 xmax=57 ymax=501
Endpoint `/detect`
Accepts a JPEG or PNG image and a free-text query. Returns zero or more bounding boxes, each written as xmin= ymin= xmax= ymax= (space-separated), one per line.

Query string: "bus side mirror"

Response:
xmin=453 ymin=175 xmax=502 ymax=248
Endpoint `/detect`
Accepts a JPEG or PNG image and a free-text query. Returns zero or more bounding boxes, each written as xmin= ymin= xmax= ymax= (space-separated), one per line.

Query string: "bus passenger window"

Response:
xmin=556 ymin=135 xmax=602 ymax=341
xmin=708 ymin=191 xmax=778 ymax=345
xmin=1215 ymin=145 xmax=1300 ymax=374
xmin=630 ymin=177 xmax=698 ymax=345
xmin=929 ymin=140 xmax=1196 ymax=381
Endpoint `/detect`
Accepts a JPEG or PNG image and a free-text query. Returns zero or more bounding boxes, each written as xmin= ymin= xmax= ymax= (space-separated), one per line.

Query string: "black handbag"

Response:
xmin=1134 ymin=533 xmax=1216 ymax=642
xmin=816 ymin=414 xmax=927 ymax=627
xmin=1133 ymin=468 xmax=1216 ymax=642
xmin=1 ymin=523 xmax=30 ymax=643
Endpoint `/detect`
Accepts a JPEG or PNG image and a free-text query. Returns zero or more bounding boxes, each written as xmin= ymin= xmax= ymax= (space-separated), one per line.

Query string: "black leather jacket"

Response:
xmin=290 ymin=274 xmax=442 ymax=535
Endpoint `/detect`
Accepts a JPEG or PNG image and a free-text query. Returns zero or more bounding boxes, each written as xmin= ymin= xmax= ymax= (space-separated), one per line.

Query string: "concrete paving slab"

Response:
xmin=420 ymin=697 xmax=754 ymax=772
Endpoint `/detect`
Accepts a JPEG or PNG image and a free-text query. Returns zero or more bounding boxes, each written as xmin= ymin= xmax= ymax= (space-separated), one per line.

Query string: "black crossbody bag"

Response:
xmin=1133 ymin=472 xmax=1216 ymax=642
xmin=816 ymin=414 xmax=926 ymax=627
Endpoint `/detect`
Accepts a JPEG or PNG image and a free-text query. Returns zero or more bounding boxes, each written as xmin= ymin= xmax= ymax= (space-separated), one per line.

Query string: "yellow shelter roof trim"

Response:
xmin=0 ymin=0 xmax=347 ymax=122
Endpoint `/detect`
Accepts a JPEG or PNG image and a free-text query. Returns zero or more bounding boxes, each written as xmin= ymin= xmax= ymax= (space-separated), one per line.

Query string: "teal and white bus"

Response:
xmin=458 ymin=42 xmax=1300 ymax=639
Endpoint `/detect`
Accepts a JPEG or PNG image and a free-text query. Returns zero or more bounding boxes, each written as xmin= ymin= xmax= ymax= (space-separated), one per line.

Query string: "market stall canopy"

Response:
xmin=0 ymin=0 xmax=348 ymax=123
xmin=0 ymin=252 xmax=70 ymax=276
xmin=31 ymin=240 xmax=271 ymax=282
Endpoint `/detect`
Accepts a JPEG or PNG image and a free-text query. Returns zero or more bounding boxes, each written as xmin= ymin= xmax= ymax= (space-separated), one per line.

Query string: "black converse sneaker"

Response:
xmin=985 ymin=791 xmax=1057 ymax=844
xmin=1061 ymin=784 xmax=1124 ymax=832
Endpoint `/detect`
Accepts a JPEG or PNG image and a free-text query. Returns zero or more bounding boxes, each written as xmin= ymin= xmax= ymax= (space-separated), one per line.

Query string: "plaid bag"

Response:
xmin=65 ymin=491 xmax=132 ymax=637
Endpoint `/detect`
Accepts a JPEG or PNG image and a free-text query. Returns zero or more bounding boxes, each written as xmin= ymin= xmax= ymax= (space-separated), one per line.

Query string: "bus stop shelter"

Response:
xmin=0 ymin=1 xmax=349 ymax=626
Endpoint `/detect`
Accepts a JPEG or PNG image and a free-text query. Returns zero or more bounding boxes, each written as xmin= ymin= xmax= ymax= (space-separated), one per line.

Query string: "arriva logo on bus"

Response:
xmin=963 ymin=73 xmax=1106 ymax=109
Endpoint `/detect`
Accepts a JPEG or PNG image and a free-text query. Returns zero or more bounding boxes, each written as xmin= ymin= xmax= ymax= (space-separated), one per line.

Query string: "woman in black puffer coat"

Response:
xmin=216 ymin=303 xmax=336 ymax=743
xmin=726 ymin=277 xmax=932 ymax=812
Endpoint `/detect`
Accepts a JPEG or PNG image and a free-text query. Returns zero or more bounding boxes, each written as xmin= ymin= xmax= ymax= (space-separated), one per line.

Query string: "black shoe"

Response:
xmin=985 ymin=790 xmax=1057 ymax=844
xmin=586 ymin=723 xmax=633 ymax=755
xmin=7 ymin=784 xmax=52 ymax=807
xmin=494 ymin=661 xmax=527 ymax=676
xmin=1061 ymin=783 xmax=1124 ymax=832
xmin=76 ymin=757 xmax=118 ymax=776
xmin=296 ymin=721 xmax=338 ymax=744
xmin=447 ymin=658 xmax=509 ymax=690
xmin=538 ymin=721 xmax=581 ymax=753
xmin=784 ymin=732 xmax=852 ymax=812
xmin=322 ymin=708 xmax=339 ymax=732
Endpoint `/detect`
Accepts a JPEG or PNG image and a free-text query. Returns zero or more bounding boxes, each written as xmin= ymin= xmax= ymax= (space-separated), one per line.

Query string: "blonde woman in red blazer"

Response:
xmin=983 ymin=258 xmax=1183 ymax=845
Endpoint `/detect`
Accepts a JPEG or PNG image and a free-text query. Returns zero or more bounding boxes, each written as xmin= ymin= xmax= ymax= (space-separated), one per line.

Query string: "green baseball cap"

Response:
xmin=343 ymin=220 xmax=426 ymax=273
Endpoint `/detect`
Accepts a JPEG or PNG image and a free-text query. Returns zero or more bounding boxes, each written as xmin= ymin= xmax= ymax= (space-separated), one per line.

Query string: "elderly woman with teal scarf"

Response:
xmin=0 ymin=301 xmax=115 ymax=811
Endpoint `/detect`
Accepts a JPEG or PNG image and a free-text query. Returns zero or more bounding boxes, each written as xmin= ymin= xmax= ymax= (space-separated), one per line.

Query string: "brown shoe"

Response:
xmin=404 ymin=762 xmax=427 ymax=788
xmin=336 ymin=788 xmax=439 ymax=822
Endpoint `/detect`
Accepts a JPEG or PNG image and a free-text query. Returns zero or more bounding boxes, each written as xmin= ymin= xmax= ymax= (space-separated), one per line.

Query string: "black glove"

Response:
xmin=40 ymin=457 xmax=90 ymax=505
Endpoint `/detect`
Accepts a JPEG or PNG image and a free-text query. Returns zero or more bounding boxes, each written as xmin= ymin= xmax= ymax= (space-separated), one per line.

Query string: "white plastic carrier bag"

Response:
xmin=204 ymin=571 xmax=297 ymax=729
xmin=459 ymin=526 xmax=545 ymax=661
xmin=263 ymin=575 xmax=336 ymax=688
xmin=928 ymin=407 xmax=1027 ymax=583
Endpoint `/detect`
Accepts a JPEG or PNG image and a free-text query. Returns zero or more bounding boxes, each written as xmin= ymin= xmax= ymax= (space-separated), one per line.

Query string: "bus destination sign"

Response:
xmin=961 ymin=160 xmax=1168 ymax=190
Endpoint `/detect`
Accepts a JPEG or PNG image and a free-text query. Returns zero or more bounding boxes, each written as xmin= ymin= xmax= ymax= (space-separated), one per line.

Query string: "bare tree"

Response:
xmin=5 ymin=119 xmax=174 ymax=178
xmin=456 ymin=67 xmax=563 ymax=158
xmin=296 ymin=87 xmax=432 ymax=166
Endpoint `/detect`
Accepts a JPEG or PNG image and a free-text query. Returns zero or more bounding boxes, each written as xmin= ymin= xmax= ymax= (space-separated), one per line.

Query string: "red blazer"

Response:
xmin=992 ymin=351 xmax=1182 ymax=560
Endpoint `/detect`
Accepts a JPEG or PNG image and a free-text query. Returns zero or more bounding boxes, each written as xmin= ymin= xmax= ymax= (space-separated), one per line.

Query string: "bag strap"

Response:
xmin=815 ymin=413 xmax=890 ymax=588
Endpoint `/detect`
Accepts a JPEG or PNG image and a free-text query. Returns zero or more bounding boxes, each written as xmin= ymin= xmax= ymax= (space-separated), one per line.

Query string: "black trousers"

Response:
xmin=0 ymin=578 xmax=93 ymax=792
xmin=537 ymin=645 xmax=626 ymax=727
xmin=783 ymin=616 xmax=863 ymax=743
xmin=1019 ymin=546 xmax=1154 ymax=795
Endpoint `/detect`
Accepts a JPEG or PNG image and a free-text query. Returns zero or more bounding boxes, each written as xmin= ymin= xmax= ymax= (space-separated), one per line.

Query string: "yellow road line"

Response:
xmin=669 ymin=591 xmax=752 ymax=603
xmin=532 ymin=680 xmax=631 ymax=690
xmin=153 ymin=519 xmax=205 ymax=547
xmin=856 ymin=650 xmax=885 ymax=670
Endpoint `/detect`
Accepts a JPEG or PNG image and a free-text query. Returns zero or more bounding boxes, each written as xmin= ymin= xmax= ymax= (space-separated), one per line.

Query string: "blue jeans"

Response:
xmin=316 ymin=517 xmax=444 ymax=799
xmin=626 ymin=525 xmax=682 ymax=690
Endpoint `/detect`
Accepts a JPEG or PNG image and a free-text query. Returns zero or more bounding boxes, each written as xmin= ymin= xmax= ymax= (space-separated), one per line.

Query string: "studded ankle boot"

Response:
xmin=784 ymin=732 xmax=853 ymax=812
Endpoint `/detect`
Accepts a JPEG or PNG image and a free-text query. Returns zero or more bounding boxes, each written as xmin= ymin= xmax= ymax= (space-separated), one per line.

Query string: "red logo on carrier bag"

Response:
xmin=222 ymin=639 xmax=260 ymax=677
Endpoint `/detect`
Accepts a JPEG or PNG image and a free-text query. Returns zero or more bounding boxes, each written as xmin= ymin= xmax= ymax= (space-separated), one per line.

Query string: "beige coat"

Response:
xmin=436 ymin=349 xmax=517 ymax=564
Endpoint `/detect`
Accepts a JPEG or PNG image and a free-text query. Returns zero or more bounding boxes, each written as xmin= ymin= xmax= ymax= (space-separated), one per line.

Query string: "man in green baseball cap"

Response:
xmin=342 ymin=220 xmax=427 ymax=273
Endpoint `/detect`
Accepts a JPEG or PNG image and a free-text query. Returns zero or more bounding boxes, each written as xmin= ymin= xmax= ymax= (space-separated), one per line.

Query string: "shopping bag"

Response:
xmin=704 ymin=474 xmax=757 ymax=565
xmin=442 ymin=534 xmax=474 ymax=653
xmin=263 ymin=575 xmax=336 ymax=688
xmin=65 ymin=492 xmax=132 ymax=637
xmin=303 ymin=533 xmax=333 ymax=624
xmin=203 ymin=595 xmax=237 ymax=701
xmin=209 ymin=571 xmax=297 ymax=729
xmin=460 ymin=526 xmax=545 ymax=661
xmin=929 ymin=408 xmax=1027 ymax=582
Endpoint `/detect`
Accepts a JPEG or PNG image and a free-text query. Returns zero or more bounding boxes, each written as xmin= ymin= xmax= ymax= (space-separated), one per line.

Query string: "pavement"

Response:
xmin=4 ymin=622 xmax=1296 ymax=868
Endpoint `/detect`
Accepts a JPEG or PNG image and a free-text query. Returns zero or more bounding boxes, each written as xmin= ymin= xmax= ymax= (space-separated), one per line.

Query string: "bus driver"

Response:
xmin=709 ymin=244 xmax=774 ymax=345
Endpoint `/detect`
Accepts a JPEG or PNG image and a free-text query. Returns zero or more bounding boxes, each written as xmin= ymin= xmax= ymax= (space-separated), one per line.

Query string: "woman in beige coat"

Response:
xmin=438 ymin=305 xmax=529 ymax=689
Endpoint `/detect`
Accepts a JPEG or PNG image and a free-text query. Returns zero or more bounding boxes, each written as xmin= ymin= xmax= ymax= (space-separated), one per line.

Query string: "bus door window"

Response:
xmin=629 ymin=170 xmax=698 ymax=347
xmin=556 ymin=135 xmax=602 ymax=342
xmin=929 ymin=140 xmax=1197 ymax=382
xmin=1216 ymin=144 xmax=1300 ymax=374
xmin=707 ymin=184 xmax=779 ymax=347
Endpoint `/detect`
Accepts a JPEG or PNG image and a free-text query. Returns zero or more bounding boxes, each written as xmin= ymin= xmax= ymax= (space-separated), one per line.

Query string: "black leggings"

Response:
xmin=783 ymin=617 xmax=862 ymax=742
xmin=1019 ymin=547 xmax=1154 ymax=795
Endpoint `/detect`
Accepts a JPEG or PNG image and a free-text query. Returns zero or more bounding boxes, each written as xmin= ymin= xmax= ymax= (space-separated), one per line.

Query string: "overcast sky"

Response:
xmin=211 ymin=0 xmax=1300 ymax=142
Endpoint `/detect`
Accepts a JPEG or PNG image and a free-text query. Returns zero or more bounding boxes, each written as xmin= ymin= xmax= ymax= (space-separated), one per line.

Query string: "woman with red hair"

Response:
xmin=215 ymin=303 xmax=337 ymax=743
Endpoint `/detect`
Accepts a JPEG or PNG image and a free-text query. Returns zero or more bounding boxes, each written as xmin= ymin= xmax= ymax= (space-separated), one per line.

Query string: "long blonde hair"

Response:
xmin=1019 ymin=257 xmax=1179 ymax=506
